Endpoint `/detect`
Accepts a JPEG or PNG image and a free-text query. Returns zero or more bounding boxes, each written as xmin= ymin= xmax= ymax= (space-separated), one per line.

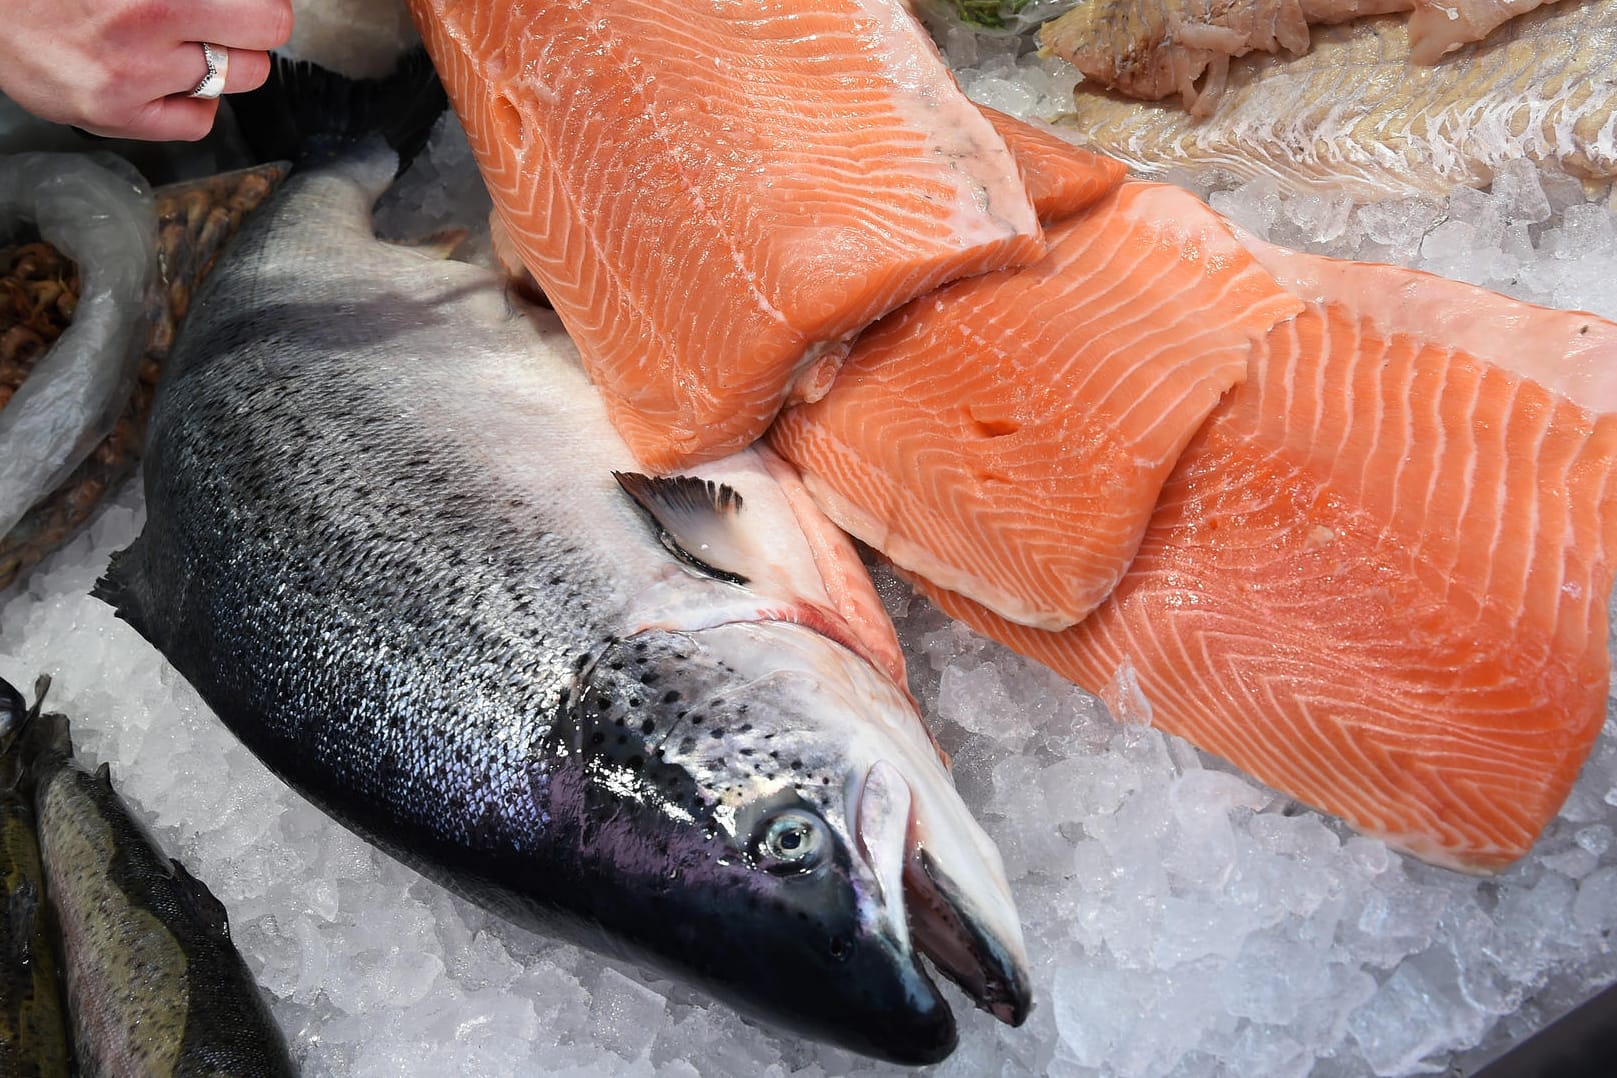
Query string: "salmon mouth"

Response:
xmin=905 ymin=848 xmax=1032 ymax=1026
xmin=852 ymin=760 xmax=1032 ymax=1028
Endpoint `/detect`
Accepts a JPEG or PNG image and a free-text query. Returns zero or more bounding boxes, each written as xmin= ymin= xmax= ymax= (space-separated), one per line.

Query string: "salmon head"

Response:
xmin=528 ymin=615 xmax=1031 ymax=1064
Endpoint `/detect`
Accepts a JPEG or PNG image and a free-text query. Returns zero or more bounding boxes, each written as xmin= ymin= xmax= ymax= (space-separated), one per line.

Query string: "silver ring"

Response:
xmin=188 ymin=42 xmax=228 ymax=100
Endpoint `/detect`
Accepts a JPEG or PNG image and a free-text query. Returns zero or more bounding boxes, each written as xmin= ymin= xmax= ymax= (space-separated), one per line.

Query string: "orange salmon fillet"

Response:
xmin=406 ymin=0 xmax=1046 ymax=470
xmin=769 ymin=182 xmax=1302 ymax=630
xmin=978 ymin=107 xmax=1130 ymax=223
xmin=918 ymin=248 xmax=1617 ymax=872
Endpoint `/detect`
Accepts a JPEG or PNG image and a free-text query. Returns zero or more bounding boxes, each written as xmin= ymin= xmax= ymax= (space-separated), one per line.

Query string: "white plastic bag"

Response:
xmin=0 ymin=154 xmax=157 ymax=538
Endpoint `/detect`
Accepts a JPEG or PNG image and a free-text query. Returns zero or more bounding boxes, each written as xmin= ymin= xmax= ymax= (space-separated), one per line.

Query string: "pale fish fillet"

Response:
xmin=1407 ymin=0 xmax=1574 ymax=61
xmin=768 ymin=182 xmax=1302 ymax=631
xmin=1054 ymin=0 xmax=1617 ymax=199
xmin=1037 ymin=0 xmax=1574 ymax=114
xmin=1037 ymin=0 xmax=1369 ymax=115
xmin=404 ymin=0 xmax=1046 ymax=470
xmin=915 ymin=245 xmax=1617 ymax=872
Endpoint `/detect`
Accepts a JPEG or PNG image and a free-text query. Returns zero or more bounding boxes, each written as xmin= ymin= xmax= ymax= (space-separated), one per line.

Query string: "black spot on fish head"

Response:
xmin=528 ymin=629 xmax=956 ymax=1065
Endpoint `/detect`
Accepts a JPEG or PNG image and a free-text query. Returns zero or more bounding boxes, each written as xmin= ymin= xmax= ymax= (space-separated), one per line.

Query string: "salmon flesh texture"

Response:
xmin=770 ymin=181 xmax=1302 ymax=631
xmin=783 ymin=109 xmax=1129 ymax=409
xmin=914 ymin=244 xmax=1617 ymax=873
xmin=404 ymin=0 xmax=1046 ymax=470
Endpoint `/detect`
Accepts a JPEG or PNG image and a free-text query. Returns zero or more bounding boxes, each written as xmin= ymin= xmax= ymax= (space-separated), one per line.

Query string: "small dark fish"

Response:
xmin=16 ymin=688 xmax=296 ymax=1076
xmin=0 ymin=675 xmax=69 ymax=1078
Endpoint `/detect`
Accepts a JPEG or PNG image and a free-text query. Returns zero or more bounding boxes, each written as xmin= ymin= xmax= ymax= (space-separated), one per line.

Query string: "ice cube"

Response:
xmin=1572 ymin=866 xmax=1617 ymax=936
xmin=1554 ymin=203 xmax=1617 ymax=258
xmin=1490 ymin=158 xmax=1552 ymax=225
xmin=939 ymin=660 xmax=1031 ymax=742
xmin=589 ymin=967 xmax=669 ymax=1062
xmin=1347 ymin=962 xmax=1489 ymax=1077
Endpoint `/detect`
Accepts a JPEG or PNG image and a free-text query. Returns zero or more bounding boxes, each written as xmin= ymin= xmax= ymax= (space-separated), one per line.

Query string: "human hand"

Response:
xmin=0 ymin=0 xmax=293 ymax=141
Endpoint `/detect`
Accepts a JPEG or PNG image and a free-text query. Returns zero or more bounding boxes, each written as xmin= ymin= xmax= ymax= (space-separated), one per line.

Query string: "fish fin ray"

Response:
xmin=612 ymin=472 xmax=751 ymax=585
xmin=231 ymin=50 xmax=448 ymax=176
xmin=93 ymin=542 xmax=156 ymax=644
xmin=170 ymin=858 xmax=232 ymax=939
xmin=1 ymin=676 xmax=57 ymax=788
xmin=29 ymin=676 xmax=49 ymax=718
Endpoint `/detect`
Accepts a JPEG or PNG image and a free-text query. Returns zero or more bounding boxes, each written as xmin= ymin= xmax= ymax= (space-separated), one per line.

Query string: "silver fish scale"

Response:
xmin=107 ymin=158 xmax=624 ymax=866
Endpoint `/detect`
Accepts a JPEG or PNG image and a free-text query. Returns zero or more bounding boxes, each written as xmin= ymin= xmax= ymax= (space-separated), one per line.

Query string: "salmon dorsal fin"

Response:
xmin=613 ymin=472 xmax=751 ymax=586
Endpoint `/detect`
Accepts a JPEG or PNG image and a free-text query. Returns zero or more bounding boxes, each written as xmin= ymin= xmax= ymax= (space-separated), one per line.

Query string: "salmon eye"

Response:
xmin=754 ymin=810 xmax=827 ymax=874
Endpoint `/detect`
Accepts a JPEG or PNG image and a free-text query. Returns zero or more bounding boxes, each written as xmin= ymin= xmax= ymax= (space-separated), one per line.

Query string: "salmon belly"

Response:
xmin=917 ymin=252 xmax=1617 ymax=873
xmin=769 ymin=182 xmax=1303 ymax=630
xmin=405 ymin=0 xmax=1046 ymax=470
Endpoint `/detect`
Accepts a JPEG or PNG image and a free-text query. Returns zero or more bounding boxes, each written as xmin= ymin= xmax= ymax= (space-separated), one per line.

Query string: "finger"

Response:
xmin=148 ymin=41 xmax=266 ymax=113
xmin=220 ymin=48 xmax=271 ymax=94
xmin=184 ymin=0 xmax=294 ymax=53
xmin=80 ymin=95 xmax=221 ymax=143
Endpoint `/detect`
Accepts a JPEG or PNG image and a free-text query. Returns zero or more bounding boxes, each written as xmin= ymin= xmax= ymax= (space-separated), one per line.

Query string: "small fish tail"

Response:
xmin=93 ymin=540 xmax=161 ymax=659
xmin=230 ymin=49 xmax=449 ymax=175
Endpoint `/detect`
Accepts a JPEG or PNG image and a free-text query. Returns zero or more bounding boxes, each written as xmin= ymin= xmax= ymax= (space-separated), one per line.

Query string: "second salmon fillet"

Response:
xmin=920 ymin=245 xmax=1617 ymax=872
xmin=770 ymin=182 xmax=1302 ymax=629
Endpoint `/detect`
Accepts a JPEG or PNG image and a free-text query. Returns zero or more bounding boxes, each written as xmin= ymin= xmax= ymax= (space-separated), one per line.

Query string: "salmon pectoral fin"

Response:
xmin=613 ymin=472 xmax=751 ymax=586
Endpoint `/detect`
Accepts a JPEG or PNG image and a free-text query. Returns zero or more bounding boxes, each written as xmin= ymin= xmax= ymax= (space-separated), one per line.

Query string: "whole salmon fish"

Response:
xmin=96 ymin=60 xmax=1030 ymax=1064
